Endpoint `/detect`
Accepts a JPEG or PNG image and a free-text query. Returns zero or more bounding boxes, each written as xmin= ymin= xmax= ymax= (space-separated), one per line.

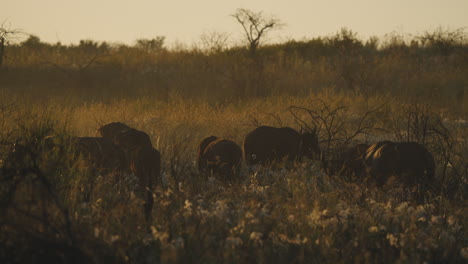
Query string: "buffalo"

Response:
xmin=198 ymin=136 xmax=243 ymax=182
xmin=68 ymin=133 xmax=160 ymax=221
xmin=98 ymin=122 xmax=152 ymax=151
xmin=197 ymin=136 xmax=219 ymax=172
xmin=243 ymin=126 xmax=320 ymax=167
xmin=364 ymin=141 xmax=435 ymax=186
xmin=127 ymin=145 xmax=161 ymax=221
xmin=98 ymin=122 xmax=154 ymax=169
xmin=98 ymin=123 xmax=158 ymax=220
xmin=113 ymin=128 xmax=152 ymax=150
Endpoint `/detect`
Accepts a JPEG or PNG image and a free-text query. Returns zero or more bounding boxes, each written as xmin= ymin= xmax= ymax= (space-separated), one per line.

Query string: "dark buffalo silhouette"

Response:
xmin=77 ymin=134 xmax=159 ymax=221
xmin=329 ymin=143 xmax=370 ymax=178
xmin=127 ymin=145 xmax=161 ymax=221
xmin=198 ymin=136 xmax=243 ymax=181
xmin=197 ymin=136 xmax=219 ymax=172
xmin=72 ymin=137 xmax=127 ymax=172
xmin=243 ymin=126 xmax=320 ymax=166
xmin=364 ymin=141 xmax=435 ymax=186
xmin=97 ymin=122 xmax=131 ymax=142
xmin=98 ymin=122 xmax=152 ymax=151
xmin=113 ymin=128 xmax=152 ymax=151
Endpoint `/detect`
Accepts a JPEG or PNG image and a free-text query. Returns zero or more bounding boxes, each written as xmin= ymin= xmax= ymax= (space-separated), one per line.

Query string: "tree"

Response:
xmin=231 ymin=8 xmax=283 ymax=56
xmin=21 ymin=34 xmax=43 ymax=48
xmin=417 ymin=27 xmax=467 ymax=56
xmin=135 ymin=36 xmax=165 ymax=53
xmin=0 ymin=21 xmax=22 ymax=68
xmin=200 ymin=30 xmax=229 ymax=54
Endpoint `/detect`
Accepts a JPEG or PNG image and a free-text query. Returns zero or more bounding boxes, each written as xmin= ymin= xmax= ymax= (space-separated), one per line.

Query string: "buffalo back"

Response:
xmin=244 ymin=126 xmax=302 ymax=166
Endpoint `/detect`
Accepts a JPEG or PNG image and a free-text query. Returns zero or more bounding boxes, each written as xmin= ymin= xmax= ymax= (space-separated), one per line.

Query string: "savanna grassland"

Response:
xmin=0 ymin=28 xmax=467 ymax=263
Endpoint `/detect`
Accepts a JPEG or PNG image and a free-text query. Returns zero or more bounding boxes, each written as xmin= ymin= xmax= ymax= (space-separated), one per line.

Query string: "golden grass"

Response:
xmin=0 ymin=92 xmax=466 ymax=263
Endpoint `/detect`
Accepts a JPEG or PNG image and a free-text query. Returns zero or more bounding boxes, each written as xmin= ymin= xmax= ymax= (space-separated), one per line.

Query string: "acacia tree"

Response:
xmin=0 ymin=21 xmax=21 ymax=68
xmin=231 ymin=8 xmax=283 ymax=56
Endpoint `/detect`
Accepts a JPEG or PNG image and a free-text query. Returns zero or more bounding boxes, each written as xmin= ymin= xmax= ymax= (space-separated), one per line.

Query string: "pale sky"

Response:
xmin=2 ymin=0 xmax=468 ymax=46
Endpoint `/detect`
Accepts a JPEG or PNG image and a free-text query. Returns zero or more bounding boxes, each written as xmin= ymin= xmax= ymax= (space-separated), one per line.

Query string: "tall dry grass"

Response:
xmin=0 ymin=91 xmax=466 ymax=263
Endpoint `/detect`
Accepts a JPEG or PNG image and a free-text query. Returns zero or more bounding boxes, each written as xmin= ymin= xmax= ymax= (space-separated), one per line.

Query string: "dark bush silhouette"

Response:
xmin=2 ymin=136 xmax=126 ymax=176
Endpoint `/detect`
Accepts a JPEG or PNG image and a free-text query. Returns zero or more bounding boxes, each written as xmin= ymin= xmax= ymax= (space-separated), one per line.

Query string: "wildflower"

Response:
xmin=214 ymin=200 xmax=228 ymax=218
xmin=338 ymin=208 xmax=351 ymax=220
xmin=245 ymin=212 xmax=254 ymax=219
xmin=94 ymin=227 xmax=100 ymax=238
xmin=151 ymin=226 xmax=169 ymax=243
xmin=447 ymin=215 xmax=461 ymax=229
xmin=278 ymin=234 xmax=308 ymax=245
xmin=460 ymin=247 xmax=468 ymax=260
xmin=395 ymin=202 xmax=409 ymax=214
xmin=183 ymin=199 xmax=193 ymax=215
xmin=172 ymin=237 xmax=185 ymax=249
xmin=386 ymin=233 xmax=398 ymax=247
xmin=308 ymin=207 xmax=321 ymax=223
xmin=225 ymin=236 xmax=243 ymax=249
xmin=250 ymin=231 xmax=263 ymax=241
xmin=431 ymin=215 xmax=442 ymax=225
xmin=414 ymin=205 xmax=427 ymax=220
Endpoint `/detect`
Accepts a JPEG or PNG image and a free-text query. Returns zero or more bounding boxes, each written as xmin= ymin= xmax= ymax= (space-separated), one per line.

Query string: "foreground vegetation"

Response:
xmin=0 ymin=93 xmax=467 ymax=263
xmin=0 ymin=28 xmax=467 ymax=263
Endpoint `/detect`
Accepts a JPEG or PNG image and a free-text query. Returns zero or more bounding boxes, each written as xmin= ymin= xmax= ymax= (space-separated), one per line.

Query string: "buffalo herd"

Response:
xmin=198 ymin=125 xmax=435 ymax=189
xmin=2 ymin=122 xmax=437 ymax=219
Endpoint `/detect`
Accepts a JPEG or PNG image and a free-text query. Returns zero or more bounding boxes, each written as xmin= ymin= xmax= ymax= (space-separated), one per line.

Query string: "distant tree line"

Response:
xmin=0 ymin=17 xmax=467 ymax=103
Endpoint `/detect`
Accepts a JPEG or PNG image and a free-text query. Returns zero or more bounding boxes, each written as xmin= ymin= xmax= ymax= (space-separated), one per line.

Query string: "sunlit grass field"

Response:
xmin=0 ymin=28 xmax=467 ymax=263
